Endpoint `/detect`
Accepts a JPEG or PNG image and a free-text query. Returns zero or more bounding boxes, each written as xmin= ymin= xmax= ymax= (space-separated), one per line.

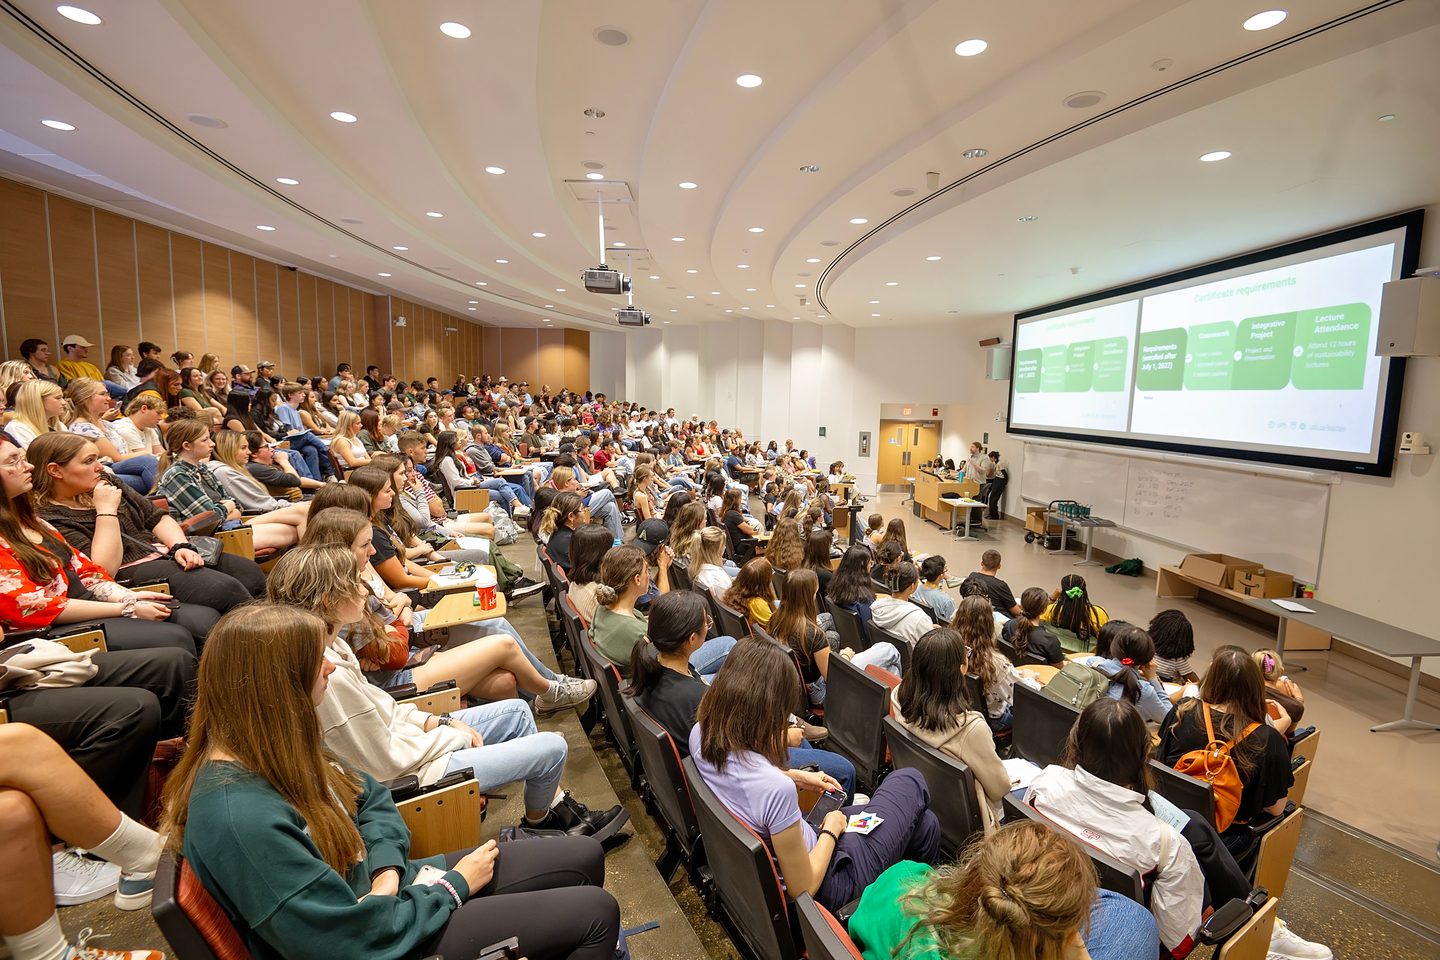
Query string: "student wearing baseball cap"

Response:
xmin=230 ymin=364 xmax=258 ymax=396
xmin=57 ymin=335 xmax=126 ymax=399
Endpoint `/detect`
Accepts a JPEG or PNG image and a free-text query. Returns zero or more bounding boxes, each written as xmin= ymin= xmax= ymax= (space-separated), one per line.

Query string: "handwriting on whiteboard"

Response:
xmin=1128 ymin=467 xmax=1195 ymax=522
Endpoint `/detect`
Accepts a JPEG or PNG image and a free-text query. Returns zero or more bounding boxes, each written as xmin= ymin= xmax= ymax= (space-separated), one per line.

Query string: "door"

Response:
xmin=876 ymin=420 xmax=942 ymax=486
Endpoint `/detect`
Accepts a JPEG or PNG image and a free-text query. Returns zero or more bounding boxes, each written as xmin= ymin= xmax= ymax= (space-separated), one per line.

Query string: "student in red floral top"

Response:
xmin=0 ymin=434 xmax=214 ymax=653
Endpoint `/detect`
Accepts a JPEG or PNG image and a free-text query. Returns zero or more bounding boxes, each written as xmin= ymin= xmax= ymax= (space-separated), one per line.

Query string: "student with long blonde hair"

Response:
xmin=209 ymin=430 xmax=293 ymax=513
xmin=848 ymin=820 xmax=1159 ymax=960
xmin=6 ymin=380 xmax=66 ymax=449
xmin=330 ymin=410 xmax=372 ymax=469
xmin=161 ymin=601 xmax=623 ymax=960
xmin=63 ymin=377 xmax=158 ymax=492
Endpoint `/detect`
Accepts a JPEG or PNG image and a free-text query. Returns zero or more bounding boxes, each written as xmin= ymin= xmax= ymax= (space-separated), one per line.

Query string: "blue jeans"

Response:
xmin=285 ymin=431 xmax=333 ymax=480
xmin=791 ymin=744 xmax=857 ymax=800
xmin=585 ymin=488 xmax=623 ymax=540
xmin=1085 ymin=890 xmax=1160 ymax=960
xmin=476 ymin=476 xmax=530 ymax=510
xmin=806 ymin=642 xmax=902 ymax=707
xmin=110 ymin=456 xmax=157 ymax=493
xmin=442 ymin=700 xmax=568 ymax=811
xmin=102 ymin=380 xmax=128 ymax=400
xmin=689 ymin=635 xmax=736 ymax=678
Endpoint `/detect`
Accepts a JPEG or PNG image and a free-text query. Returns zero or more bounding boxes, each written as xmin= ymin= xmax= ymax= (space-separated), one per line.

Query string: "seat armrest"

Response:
xmin=2 ymin=621 xmax=109 ymax=648
xmin=1198 ymin=888 xmax=1268 ymax=944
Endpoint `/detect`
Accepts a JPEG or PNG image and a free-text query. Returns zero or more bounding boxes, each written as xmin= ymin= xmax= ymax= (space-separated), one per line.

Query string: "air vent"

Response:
xmin=1063 ymin=90 xmax=1106 ymax=109
xmin=593 ymin=26 xmax=630 ymax=46
xmin=891 ymin=187 xmax=917 ymax=197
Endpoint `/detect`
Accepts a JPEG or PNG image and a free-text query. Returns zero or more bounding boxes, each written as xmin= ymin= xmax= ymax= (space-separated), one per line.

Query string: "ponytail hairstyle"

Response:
xmin=625 ymin=591 xmax=708 ymax=698
xmin=692 ymin=526 xmax=728 ymax=570
xmin=538 ymin=491 xmax=583 ymax=538
xmin=902 ymin=821 xmax=1094 ymax=960
xmin=724 ymin=557 xmax=775 ymax=612
xmin=1253 ymin=647 xmax=1285 ymax=682
xmin=1049 ymin=573 xmax=1100 ymax=641
xmin=1010 ymin=587 xmax=1050 ymax=662
xmin=1107 ymin=627 xmax=1156 ymax=705
xmin=593 ymin=544 xmax=647 ymax=608
xmin=62 ymin=377 xmax=109 ymax=425
xmin=156 ymin=418 xmax=210 ymax=478
xmin=951 ymin=595 xmax=1000 ymax=695
xmin=1093 ymin=619 xmax=1133 ymax=660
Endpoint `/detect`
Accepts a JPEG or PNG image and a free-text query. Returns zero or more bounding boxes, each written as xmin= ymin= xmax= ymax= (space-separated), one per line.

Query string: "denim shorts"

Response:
xmin=366 ymin=667 xmax=414 ymax=690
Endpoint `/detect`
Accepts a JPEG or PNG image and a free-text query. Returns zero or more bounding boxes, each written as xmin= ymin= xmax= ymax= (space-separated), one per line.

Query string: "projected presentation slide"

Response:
xmin=1130 ymin=243 xmax=1392 ymax=454
xmin=1009 ymin=300 xmax=1137 ymax=432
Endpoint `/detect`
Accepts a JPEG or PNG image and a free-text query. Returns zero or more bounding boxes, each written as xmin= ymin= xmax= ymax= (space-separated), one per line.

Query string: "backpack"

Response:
xmin=1040 ymin=661 xmax=1109 ymax=709
xmin=1172 ymin=705 xmax=1257 ymax=832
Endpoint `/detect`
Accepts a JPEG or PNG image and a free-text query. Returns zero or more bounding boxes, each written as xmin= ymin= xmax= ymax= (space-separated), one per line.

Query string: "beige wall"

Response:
xmin=0 ymin=176 xmax=589 ymax=387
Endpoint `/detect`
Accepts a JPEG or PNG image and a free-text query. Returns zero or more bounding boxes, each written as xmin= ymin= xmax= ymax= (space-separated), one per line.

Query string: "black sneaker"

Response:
xmin=506 ymin=577 xmax=546 ymax=601
xmin=502 ymin=824 xmax=568 ymax=842
xmin=528 ymin=792 xmax=629 ymax=843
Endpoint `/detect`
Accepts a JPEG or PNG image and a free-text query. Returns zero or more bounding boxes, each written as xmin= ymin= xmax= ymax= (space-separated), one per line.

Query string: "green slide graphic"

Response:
xmin=1137 ymin=328 xmax=1186 ymax=390
xmin=1014 ymin=338 xmax=1131 ymax=394
xmin=1291 ymin=303 xmax=1371 ymax=389
xmin=1133 ymin=302 xmax=1369 ymax=392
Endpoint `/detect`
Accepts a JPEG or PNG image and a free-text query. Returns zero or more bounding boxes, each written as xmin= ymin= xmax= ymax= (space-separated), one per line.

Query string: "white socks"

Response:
xmin=4 ymin=912 xmax=67 ymax=960
xmin=89 ymin=814 xmax=163 ymax=875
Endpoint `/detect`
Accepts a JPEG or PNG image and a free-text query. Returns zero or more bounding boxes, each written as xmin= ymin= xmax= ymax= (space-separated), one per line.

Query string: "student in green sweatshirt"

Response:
xmin=161 ymin=602 xmax=621 ymax=960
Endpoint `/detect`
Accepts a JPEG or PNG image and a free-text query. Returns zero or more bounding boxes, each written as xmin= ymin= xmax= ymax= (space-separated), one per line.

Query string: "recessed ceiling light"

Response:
xmin=954 ymin=38 xmax=988 ymax=57
xmin=185 ymin=113 xmax=228 ymax=129
xmin=792 ymin=316 xmax=800 ymax=320
xmin=885 ymin=281 xmax=899 ymax=286
xmin=56 ymin=5 xmax=102 ymax=25
xmin=495 ymin=258 xmax=509 ymax=264
xmin=377 ymin=272 xmax=391 ymax=277
xmin=671 ymin=236 xmax=686 ymax=242
xmin=745 ymin=287 xmax=757 ymax=292
xmin=532 ymin=231 xmax=547 ymax=238
xmin=425 ymin=210 xmax=444 ymax=218
xmin=555 ymin=287 xmax=566 ymax=292
xmin=1064 ymin=91 xmax=1106 ymax=109
xmin=1377 ymin=114 xmax=1396 ymax=122
xmin=585 ymin=172 xmax=605 ymax=180
xmin=869 ymin=300 xmax=880 ymax=304
xmin=710 ymin=291 xmax=721 ymax=295
xmin=925 ymin=255 xmax=942 ymax=261
xmin=686 ymin=268 xmax=698 ymax=274
xmin=1242 ymin=10 xmax=1287 ymax=31
xmin=468 ymin=299 xmax=479 ymax=304
xmin=794 ymin=283 xmax=805 ymax=288
xmin=892 ymin=187 xmax=917 ymax=197
xmin=544 ymin=304 xmax=553 ymax=309
xmin=669 ymin=309 xmax=677 ymax=312
xmin=649 ymin=275 xmax=660 ymax=280
xmin=468 ymin=307 xmax=476 ymax=311
xmin=339 ymin=217 xmax=363 ymax=225
xmin=256 ymin=225 xmax=276 ymax=231
xmin=330 ymin=111 xmax=358 ymax=123
xmin=849 ymin=217 xmax=868 ymax=225
xmin=871 ymin=313 xmax=881 ymax=318
xmin=735 ymin=74 xmax=763 ymax=88
xmin=686 ymin=294 xmax=695 ymax=299
xmin=475 ymin=281 xmax=487 ymax=286
xmin=799 ymin=164 xmax=820 ymax=173
xmin=1017 ymin=215 xmax=1039 ymax=222
xmin=820 ymin=240 xmax=839 ymax=246
xmin=439 ymin=21 xmax=471 ymax=39
xmin=737 ymin=264 xmax=750 ymax=269
xmin=678 ymin=181 xmax=697 ymax=189
xmin=806 ymin=257 xmax=821 ymax=263
xmin=766 ymin=304 xmax=775 ymax=308
xmin=962 ymin=148 xmax=988 ymax=159
xmin=328 ymin=253 xmax=339 ymax=258
xmin=593 ymin=25 xmax=630 ymax=46
xmin=276 ymin=177 xmax=300 ymax=185
xmin=747 ymin=226 xmax=764 ymax=233
xmin=612 ymin=241 xmax=626 ymax=247
xmin=725 ymin=309 xmax=733 ymax=313
xmin=484 ymin=166 xmax=505 ymax=175
xmin=40 ymin=119 xmax=75 ymax=131
xmin=1200 ymin=150 xmax=1231 ymax=162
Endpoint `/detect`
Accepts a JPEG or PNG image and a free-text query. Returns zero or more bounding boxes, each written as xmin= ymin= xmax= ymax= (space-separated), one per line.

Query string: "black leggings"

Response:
xmin=119 ymin=553 xmax=266 ymax=611
xmin=1181 ymin=812 xmax=1252 ymax=907
xmin=96 ymin=601 xmax=219 ymax=656
xmin=428 ymin=837 xmax=619 ymax=960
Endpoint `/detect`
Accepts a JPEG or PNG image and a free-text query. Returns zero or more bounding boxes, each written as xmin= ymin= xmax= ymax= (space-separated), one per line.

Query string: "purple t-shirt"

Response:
xmin=688 ymin=725 xmax=815 ymax=852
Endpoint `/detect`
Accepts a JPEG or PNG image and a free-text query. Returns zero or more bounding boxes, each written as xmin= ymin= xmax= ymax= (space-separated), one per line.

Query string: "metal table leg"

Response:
xmin=956 ymin=503 xmax=979 ymax=542
xmin=1076 ymin=525 xmax=1102 ymax=566
xmin=1371 ymin=657 xmax=1440 ymax=733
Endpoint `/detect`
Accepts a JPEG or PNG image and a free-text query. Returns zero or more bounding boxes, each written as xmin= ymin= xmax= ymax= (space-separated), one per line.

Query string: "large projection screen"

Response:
xmin=1007 ymin=211 xmax=1422 ymax=476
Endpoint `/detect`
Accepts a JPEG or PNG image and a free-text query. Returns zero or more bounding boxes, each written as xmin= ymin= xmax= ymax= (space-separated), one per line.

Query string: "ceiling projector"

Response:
xmin=582 ymin=267 xmax=629 ymax=295
xmin=617 ymin=305 xmax=650 ymax=327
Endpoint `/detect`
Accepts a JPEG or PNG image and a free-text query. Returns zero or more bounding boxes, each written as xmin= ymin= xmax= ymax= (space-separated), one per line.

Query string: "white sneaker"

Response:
xmin=53 ymin=850 xmax=120 ymax=906
xmin=535 ymin=676 xmax=597 ymax=715
xmin=512 ymin=504 xmax=531 ymax=519
xmin=65 ymin=927 xmax=166 ymax=960
xmin=1268 ymin=917 xmax=1333 ymax=960
xmin=851 ymin=793 xmax=871 ymax=806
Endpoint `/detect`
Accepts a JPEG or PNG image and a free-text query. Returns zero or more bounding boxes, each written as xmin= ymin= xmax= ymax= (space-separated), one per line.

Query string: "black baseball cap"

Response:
xmin=634 ymin=519 xmax=669 ymax=556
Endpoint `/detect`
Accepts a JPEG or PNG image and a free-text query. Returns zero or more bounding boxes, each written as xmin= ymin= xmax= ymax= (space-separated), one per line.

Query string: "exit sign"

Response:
xmin=901 ymin=406 xmax=912 ymax=415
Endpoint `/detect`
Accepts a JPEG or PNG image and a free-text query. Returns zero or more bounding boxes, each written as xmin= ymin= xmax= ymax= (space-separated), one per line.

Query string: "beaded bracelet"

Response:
xmin=435 ymin=876 xmax=464 ymax=909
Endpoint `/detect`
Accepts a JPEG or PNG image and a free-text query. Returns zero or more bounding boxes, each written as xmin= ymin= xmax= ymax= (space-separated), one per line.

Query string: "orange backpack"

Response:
xmin=1172 ymin=705 xmax=1257 ymax=831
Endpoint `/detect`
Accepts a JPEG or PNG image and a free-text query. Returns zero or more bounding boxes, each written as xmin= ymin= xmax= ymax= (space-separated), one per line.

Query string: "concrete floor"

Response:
xmin=53 ymin=500 xmax=1440 ymax=958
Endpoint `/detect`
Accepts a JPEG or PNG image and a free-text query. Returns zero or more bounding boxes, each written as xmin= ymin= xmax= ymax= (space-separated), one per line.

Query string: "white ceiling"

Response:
xmin=0 ymin=0 xmax=1436 ymax=332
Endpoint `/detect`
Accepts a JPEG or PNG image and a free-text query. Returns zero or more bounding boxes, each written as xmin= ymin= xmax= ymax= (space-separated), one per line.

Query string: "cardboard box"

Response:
xmin=1178 ymin=553 xmax=1262 ymax=590
xmin=1025 ymin=506 xmax=1048 ymax=535
xmin=1234 ymin=569 xmax=1294 ymax=599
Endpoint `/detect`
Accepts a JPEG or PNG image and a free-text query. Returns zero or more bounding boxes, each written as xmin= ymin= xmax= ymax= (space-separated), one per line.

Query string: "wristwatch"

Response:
xmin=436 ymin=714 xmax=453 ymax=726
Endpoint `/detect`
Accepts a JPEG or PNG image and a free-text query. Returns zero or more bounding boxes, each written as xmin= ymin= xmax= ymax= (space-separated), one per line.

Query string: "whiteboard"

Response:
xmin=1020 ymin=444 xmax=1330 ymax=582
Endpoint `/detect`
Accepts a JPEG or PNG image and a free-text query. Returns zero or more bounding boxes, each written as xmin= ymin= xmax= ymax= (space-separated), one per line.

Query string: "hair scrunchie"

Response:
xmin=1120 ymin=657 xmax=1135 ymax=666
xmin=1065 ymin=585 xmax=1084 ymax=599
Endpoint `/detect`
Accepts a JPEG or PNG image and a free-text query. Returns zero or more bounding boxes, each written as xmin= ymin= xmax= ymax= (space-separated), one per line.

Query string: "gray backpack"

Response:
xmin=1041 ymin=661 xmax=1109 ymax=709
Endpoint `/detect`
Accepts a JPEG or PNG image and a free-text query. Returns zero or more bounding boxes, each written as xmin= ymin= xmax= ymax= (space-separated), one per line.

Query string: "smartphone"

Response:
xmin=804 ymin=789 xmax=847 ymax=830
xmin=410 ymin=864 xmax=445 ymax=887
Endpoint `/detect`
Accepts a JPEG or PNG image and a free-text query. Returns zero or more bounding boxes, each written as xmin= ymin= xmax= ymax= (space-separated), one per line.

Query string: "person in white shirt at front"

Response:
xmin=869 ymin=563 xmax=935 ymax=645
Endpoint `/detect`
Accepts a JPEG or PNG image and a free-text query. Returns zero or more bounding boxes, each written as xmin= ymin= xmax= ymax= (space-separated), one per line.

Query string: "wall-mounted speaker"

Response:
xmin=1377 ymin=276 xmax=1440 ymax=356
xmin=986 ymin=344 xmax=1013 ymax=381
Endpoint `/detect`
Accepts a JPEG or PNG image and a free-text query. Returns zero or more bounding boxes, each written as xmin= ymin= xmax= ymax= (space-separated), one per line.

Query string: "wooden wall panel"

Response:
xmin=201 ymin=243 xmax=232 ymax=361
xmin=538 ymin=329 xmax=565 ymax=389
xmin=231 ymin=254 xmax=259 ymax=367
xmin=0 ymin=176 xmax=567 ymax=388
xmin=0 ymin=179 xmax=56 ymax=354
xmin=170 ymin=235 xmax=205 ymax=361
xmin=95 ymin=212 xmax=140 ymax=354
xmin=500 ymin=328 xmax=540 ymax=386
xmin=48 ymin=197 xmax=101 ymax=352
xmin=135 ymin=224 xmax=173 ymax=349
xmin=564 ymin=329 xmax=589 ymax=393
xmin=255 ymin=261 xmax=281 ymax=371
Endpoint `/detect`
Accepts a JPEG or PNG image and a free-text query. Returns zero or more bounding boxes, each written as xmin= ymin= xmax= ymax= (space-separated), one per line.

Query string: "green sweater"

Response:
xmin=592 ymin=604 xmax=646 ymax=676
xmin=847 ymin=860 xmax=942 ymax=960
xmin=182 ymin=761 xmax=467 ymax=960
